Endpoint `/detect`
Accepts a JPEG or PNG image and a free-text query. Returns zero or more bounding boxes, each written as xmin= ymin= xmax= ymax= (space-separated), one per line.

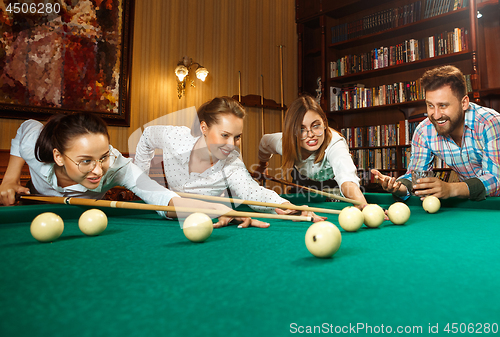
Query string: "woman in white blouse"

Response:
xmin=255 ymin=95 xmax=367 ymax=207
xmin=134 ymin=96 xmax=325 ymax=228
xmin=0 ymin=112 xmax=234 ymax=221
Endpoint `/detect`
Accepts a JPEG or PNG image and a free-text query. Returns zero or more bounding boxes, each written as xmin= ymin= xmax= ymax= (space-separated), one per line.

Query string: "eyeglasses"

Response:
xmin=64 ymin=152 xmax=115 ymax=174
xmin=299 ymin=124 xmax=325 ymax=140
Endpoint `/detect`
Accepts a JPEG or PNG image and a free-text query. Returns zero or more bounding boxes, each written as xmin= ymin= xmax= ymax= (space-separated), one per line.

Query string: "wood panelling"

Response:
xmin=1 ymin=0 xmax=297 ymax=174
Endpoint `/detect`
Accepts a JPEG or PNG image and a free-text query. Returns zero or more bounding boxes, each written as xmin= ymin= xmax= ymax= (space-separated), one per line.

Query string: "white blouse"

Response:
xmin=258 ymin=131 xmax=360 ymax=188
xmin=134 ymin=125 xmax=287 ymax=212
xmin=11 ymin=120 xmax=178 ymax=218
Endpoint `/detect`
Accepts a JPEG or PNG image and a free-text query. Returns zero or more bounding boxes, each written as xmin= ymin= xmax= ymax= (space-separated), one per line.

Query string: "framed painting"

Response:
xmin=0 ymin=0 xmax=134 ymax=126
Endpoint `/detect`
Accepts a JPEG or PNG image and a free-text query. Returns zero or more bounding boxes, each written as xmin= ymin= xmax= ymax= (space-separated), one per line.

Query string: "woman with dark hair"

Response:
xmin=256 ymin=95 xmax=367 ymax=207
xmin=134 ymin=96 xmax=325 ymax=228
xmin=0 ymin=112 xmax=235 ymax=220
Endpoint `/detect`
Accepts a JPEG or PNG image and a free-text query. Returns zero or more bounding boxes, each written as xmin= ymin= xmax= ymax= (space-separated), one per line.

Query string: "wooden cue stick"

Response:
xmin=20 ymin=196 xmax=313 ymax=222
xmin=262 ymin=175 xmax=362 ymax=205
xmin=175 ymin=192 xmax=340 ymax=215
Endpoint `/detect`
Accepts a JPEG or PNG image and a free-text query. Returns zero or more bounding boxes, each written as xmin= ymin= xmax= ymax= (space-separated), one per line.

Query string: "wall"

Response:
xmin=0 ymin=0 xmax=298 ymax=167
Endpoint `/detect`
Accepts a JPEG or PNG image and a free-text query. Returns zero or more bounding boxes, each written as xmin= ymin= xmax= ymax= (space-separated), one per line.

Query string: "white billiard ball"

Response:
xmin=423 ymin=195 xmax=441 ymax=214
xmin=338 ymin=206 xmax=364 ymax=232
xmin=387 ymin=202 xmax=411 ymax=225
xmin=183 ymin=213 xmax=213 ymax=243
xmin=362 ymin=204 xmax=385 ymax=228
xmin=30 ymin=212 xmax=64 ymax=242
xmin=79 ymin=209 xmax=108 ymax=236
xmin=305 ymin=221 xmax=342 ymax=258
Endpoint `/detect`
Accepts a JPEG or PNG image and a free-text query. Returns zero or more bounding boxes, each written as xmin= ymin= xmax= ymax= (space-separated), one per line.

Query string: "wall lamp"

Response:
xmin=175 ymin=56 xmax=209 ymax=99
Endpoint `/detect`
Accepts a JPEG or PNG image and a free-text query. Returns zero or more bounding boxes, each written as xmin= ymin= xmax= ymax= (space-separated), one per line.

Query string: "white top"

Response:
xmin=11 ymin=120 xmax=178 ymax=218
xmin=258 ymin=131 xmax=360 ymax=188
xmin=134 ymin=125 xmax=287 ymax=212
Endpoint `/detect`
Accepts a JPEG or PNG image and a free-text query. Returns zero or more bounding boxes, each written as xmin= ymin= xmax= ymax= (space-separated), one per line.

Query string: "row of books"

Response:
xmin=330 ymin=74 xmax=472 ymax=112
xmin=424 ymin=0 xmax=469 ymax=19
xmin=351 ymin=148 xmax=398 ymax=170
xmin=331 ymin=1 xmax=423 ymax=44
xmin=330 ymin=27 xmax=468 ymax=78
xmin=341 ymin=114 xmax=428 ymax=149
xmin=330 ymin=81 xmax=424 ymax=111
xmin=342 ymin=124 xmax=401 ymax=148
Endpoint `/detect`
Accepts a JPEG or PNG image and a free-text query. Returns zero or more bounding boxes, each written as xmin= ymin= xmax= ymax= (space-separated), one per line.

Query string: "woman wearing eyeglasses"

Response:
xmin=256 ymin=95 xmax=367 ymax=207
xmin=0 ymin=112 xmax=238 ymax=222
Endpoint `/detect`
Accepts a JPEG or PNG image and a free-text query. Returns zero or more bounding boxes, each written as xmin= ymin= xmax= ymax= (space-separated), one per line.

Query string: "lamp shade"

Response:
xmin=195 ymin=67 xmax=209 ymax=81
xmin=175 ymin=65 xmax=189 ymax=82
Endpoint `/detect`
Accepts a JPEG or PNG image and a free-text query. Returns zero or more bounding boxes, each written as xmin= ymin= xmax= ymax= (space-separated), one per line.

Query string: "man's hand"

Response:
xmin=370 ymin=169 xmax=407 ymax=195
xmin=413 ymin=177 xmax=468 ymax=200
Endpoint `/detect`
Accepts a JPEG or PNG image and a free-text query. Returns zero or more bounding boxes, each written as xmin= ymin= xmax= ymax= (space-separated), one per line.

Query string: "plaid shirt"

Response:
xmin=399 ymin=102 xmax=500 ymax=198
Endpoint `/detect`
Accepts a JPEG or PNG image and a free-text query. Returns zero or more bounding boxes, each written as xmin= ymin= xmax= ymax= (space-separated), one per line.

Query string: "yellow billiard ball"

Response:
xmin=79 ymin=209 xmax=108 ymax=236
xmin=30 ymin=212 xmax=64 ymax=243
xmin=362 ymin=204 xmax=385 ymax=228
xmin=423 ymin=196 xmax=441 ymax=214
xmin=338 ymin=206 xmax=364 ymax=232
xmin=182 ymin=213 xmax=213 ymax=243
xmin=305 ymin=221 xmax=342 ymax=258
xmin=387 ymin=202 xmax=411 ymax=225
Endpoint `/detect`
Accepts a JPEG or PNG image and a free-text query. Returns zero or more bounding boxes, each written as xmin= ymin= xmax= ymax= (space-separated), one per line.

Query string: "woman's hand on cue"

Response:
xmin=275 ymin=202 xmax=327 ymax=222
xmin=0 ymin=182 xmax=30 ymax=206
xmin=213 ymin=216 xmax=270 ymax=229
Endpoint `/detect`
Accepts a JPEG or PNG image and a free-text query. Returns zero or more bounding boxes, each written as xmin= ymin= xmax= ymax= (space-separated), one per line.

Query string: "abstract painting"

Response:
xmin=0 ymin=0 xmax=134 ymax=126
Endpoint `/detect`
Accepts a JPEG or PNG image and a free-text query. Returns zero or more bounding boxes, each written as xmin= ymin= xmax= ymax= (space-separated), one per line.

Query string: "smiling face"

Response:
xmin=299 ymin=110 xmax=326 ymax=155
xmin=53 ymin=133 xmax=111 ymax=189
xmin=425 ymin=84 xmax=469 ymax=141
xmin=202 ymin=113 xmax=243 ymax=162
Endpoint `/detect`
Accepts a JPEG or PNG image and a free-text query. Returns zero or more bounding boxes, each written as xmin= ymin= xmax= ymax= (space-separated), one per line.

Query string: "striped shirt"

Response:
xmin=398 ymin=102 xmax=500 ymax=199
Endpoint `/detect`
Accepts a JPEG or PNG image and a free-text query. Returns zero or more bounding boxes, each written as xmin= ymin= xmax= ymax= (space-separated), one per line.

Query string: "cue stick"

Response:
xmin=260 ymin=74 xmax=266 ymax=188
xmin=175 ymin=192 xmax=341 ymax=215
xmin=238 ymin=71 xmax=241 ymax=102
xmin=261 ymin=175 xmax=363 ymax=205
xmin=20 ymin=196 xmax=313 ymax=222
xmin=260 ymin=74 xmax=265 ymax=137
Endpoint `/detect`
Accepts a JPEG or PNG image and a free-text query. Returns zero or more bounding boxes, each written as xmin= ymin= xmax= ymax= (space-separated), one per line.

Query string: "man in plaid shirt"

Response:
xmin=372 ymin=65 xmax=500 ymax=201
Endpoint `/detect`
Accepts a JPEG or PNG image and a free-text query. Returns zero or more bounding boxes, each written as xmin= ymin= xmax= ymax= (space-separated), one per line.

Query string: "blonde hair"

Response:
xmin=191 ymin=96 xmax=246 ymax=136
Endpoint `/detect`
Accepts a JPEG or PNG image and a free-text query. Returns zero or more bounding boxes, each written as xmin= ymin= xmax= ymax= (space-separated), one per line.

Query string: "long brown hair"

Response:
xmin=282 ymin=95 xmax=333 ymax=171
xmin=191 ymin=96 xmax=246 ymax=137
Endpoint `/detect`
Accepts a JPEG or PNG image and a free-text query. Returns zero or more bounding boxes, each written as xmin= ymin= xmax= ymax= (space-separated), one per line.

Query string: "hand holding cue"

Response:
xmin=20 ymin=196 xmax=313 ymax=222
xmin=261 ymin=174 xmax=363 ymax=205
xmin=175 ymin=192 xmax=340 ymax=215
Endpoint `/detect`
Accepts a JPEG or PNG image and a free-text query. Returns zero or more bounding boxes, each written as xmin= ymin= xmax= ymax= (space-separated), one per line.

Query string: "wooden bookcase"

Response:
xmin=296 ymin=0 xmax=500 ymax=190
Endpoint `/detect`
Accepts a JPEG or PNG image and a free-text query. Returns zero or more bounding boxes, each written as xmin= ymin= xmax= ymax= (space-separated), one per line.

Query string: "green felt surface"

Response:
xmin=1 ymin=194 xmax=500 ymax=337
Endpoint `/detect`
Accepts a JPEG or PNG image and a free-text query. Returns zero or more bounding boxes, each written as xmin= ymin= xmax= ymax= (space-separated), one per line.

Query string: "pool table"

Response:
xmin=1 ymin=193 xmax=499 ymax=336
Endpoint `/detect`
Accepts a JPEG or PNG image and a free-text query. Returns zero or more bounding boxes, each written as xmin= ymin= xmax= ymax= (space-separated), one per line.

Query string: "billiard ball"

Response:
xmin=423 ymin=195 xmax=441 ymax=214
xmin=338 ymin=206 xmax=364 ymax=232
xmin=387 ymin=202 xmax=411 ymax=225
xmin=362 ymin=204 xmax=385 ymax=228
xmin=79 ymin=209 xmax=108 ymax=236
xmin=30 ymin=212 xmax=64 ymax=243
xmin=305 ymin=221 xmax=342 ymax=258
xmin=183 ymin=213 xmax=213 ymax=243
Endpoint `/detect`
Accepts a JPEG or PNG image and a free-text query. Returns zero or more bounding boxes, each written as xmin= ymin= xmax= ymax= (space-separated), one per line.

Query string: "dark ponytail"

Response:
xmin=35 ymin=112 xmax=109 ymax=163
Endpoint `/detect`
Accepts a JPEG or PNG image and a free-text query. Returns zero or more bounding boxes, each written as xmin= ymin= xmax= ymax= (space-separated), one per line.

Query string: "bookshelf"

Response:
xmin=296 ymin=0 xmax=500 ymax=190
